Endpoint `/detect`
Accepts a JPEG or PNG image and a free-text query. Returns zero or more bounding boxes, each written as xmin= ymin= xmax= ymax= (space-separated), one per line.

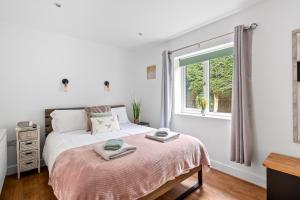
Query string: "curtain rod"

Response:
xmin=169 ymin=23 xmax=258 ymax=54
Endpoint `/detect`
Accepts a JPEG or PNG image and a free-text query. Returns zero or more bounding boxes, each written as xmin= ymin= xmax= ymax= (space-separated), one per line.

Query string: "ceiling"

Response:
xmin=0 ymin=0 xmax=263 ymax=49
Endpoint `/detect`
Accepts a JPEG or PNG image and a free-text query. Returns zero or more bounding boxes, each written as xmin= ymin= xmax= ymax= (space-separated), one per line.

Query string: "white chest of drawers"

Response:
xmin=16 ymin=125 xmax=40 ymax=179
xmin=0 ymin=129 xmax=7 ymax=194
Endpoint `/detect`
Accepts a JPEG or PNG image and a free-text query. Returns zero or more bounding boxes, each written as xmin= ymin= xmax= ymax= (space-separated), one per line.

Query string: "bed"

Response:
xmin=43 ymin=105 xmax=210 ymax=200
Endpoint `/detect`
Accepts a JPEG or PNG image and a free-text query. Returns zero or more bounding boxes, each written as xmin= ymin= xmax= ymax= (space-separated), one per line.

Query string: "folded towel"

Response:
xmin=94 ymin=142 xmax=137 ymax=160
xmin=104 ymin=139 xmax=124 ymax=151
xmin=155 ymin=128 xmax=170 ymax=137
xmin=146 ymin=131 xmax=180 ymax=143
xmin=155 ymin=131 xmax=169 ymax=137
xmin=159 ymin=128 xmax=170 ymax=133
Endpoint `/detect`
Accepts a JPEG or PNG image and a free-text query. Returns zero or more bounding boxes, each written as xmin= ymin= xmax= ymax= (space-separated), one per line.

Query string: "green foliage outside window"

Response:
xmin=185 ymin=55 xmax=233 ymax=113
xmin=209 ymin=55 xmax=233 ymax=98
xmin=186 ymin=62 xmax=204 ymax=108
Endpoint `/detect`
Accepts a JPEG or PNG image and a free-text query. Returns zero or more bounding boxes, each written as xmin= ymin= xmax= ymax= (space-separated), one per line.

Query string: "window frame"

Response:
xmin=179 ymin=43 xmax=233 ymax=118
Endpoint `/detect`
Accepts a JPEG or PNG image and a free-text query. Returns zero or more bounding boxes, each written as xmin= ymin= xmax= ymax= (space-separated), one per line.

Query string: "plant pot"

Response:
xmin=201 ymin=110 xmax=206 ymax=116
xmin=134 ymin=119 xmax=139 ymax=124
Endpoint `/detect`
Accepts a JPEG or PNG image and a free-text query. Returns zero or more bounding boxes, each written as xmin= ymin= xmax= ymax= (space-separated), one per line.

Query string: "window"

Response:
xmin=178 ymin=43 xmax=233 ymax=116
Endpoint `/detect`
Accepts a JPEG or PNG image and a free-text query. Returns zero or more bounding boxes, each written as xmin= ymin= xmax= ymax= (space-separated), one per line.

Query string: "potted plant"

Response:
xmin=200 ymin=97 xmax=207 ymax=116
xmin=132 ymin=100 xmax=141 ymax=124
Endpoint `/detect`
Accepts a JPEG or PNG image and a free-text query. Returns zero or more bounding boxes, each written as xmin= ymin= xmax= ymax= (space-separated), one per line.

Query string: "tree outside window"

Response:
xmin=185 ymin=55 xmax=233 ymax=113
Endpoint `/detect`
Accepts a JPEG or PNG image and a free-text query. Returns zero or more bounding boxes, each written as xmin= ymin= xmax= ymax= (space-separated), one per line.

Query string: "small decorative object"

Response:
xmin=62 ymin=78 xmax=69 ymax=92
xmin=200 ymin=97 xmax=207 ymax=116
xmin=17 ymin=121 xmax=33 ymax=128
xmin=147 ymin=65 xmax=156 ymax=80
xmin=132 ymin=100 xmax=141 ymax=124
xmin=104 ymin=81 xmax=110 ymax=91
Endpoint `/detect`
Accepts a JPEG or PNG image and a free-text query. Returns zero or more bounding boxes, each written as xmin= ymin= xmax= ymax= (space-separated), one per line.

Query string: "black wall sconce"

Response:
xmin=104 ymin=81 xmax=110 ymax=91
xmin=62 ymin=78 xmax=69 ymax=92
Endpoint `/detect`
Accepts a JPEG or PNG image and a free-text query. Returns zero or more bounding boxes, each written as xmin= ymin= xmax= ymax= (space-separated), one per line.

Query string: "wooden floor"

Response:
xmin=0 ymin=167 xmax=266 ymax=200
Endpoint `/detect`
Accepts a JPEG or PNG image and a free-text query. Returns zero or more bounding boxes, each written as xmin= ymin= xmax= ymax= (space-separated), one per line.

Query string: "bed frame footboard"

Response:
xmin=140 ymin=165 xmax=202 ymax=200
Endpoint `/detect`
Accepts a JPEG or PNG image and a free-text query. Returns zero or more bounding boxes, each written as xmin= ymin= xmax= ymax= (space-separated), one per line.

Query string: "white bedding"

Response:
xmin=43 ymin=123 xmax=155 ymax=173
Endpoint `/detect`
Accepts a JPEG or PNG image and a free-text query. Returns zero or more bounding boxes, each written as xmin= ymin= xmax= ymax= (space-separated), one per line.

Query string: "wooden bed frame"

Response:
xmin=44 ymin=105 xmax=203 ymax=200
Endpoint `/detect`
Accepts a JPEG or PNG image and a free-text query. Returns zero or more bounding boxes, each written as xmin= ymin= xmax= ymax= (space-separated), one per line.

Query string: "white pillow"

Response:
xmin=91 ymin=115 xmax=120 ymax=134
xmin=111 ymin=106 xmax=130 ymax=123
xmin=50 ymin=110 xmax=88 ymax=133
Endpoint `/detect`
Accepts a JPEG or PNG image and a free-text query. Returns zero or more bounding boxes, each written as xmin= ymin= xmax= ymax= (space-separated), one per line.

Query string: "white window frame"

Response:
xmin=179 ymin=43 xmax=233 ymax=118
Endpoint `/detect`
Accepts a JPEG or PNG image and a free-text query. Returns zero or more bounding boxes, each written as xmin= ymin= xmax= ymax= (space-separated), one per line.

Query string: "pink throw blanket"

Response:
xmin=49 ymin=133 xmax=210 ymax=200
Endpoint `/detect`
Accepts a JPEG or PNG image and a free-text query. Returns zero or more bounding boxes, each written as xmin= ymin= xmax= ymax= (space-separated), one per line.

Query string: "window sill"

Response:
xmin=175 ymin=112 xmax=231 ymax=120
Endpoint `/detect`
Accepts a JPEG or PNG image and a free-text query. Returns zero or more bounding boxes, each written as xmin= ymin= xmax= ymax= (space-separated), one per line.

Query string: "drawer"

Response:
xmin=20 ymin=159 xmax=37 ymax=172
xmin=20 ymin=150 xmax=37 ymax=161
xmin=20 ymin=140 xmax=38 ymax=151
xmin=18 ymin=130 xmax=38 ymax=141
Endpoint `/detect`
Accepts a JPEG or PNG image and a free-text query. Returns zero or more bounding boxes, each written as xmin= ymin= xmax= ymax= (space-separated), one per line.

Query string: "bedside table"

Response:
xmin=16 ymin=125 xmax=40 ymax=179
xmin=137 ymin=122 xmax=150 ymax=127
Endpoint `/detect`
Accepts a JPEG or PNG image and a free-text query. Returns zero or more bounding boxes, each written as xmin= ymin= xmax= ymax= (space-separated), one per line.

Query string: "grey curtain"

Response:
xmin=230 ymin=25 xmax=254 ymax=166
xmin=160 ymin=50 xmax=173 ymax=128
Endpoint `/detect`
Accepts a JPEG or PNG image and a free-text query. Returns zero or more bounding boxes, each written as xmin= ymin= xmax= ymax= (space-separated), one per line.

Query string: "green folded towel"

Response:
xmin=104 ymin=146 xmax=121 ymax=151
xmin=155 ymin=131 xmax=169 ymax=137
xmin=104 ymin=139 xmax=124 ymax=151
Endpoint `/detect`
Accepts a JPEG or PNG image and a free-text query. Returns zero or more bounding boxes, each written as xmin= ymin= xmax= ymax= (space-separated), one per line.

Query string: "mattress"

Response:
xmin=43 ymin=123 xmax=155 ymax=173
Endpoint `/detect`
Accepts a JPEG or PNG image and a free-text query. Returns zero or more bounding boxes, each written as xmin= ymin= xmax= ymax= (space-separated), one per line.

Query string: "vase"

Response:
xmin=201 ymin=110 xmax=205 ymax=116
xmin=134 ymin=118 xmax=139 ymax=124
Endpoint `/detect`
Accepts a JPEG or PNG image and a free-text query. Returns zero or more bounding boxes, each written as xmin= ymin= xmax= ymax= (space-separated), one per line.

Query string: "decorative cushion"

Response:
xmin=90 ymin=115 xmax=120 ymax=134
xmin=85 ymin=105 xmax=111 ymax=131
xmin=50 ymin=110 xmax=88 ymax=133
xmin=90 ymin=112 xmax=112 ymax=118
xmin=111 ymin=107 xmax=130 ymax=124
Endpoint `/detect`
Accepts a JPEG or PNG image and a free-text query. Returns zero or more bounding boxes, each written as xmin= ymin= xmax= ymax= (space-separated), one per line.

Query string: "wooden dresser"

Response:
xmin=16 ymin=125 xmax=40 ymax=179
xmin=263 ymin=153 xmax=300 ymax=200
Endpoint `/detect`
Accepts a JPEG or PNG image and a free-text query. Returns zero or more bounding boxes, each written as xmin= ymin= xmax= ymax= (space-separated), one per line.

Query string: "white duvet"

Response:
xmin=43 ymin=123 xmax=154 ymax=174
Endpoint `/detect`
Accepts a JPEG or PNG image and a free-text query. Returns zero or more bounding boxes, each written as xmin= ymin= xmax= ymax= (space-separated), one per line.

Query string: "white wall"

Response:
xmin=128 ymin=0 xmax=300 ymax=187
xmin=0 ymin=21 xmax=130 ymax=174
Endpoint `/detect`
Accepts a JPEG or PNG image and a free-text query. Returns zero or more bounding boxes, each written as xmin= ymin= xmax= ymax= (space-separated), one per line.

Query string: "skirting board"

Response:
xmin=6 ymin=160 xmax=46 ymax=176
xmin=210 ymin=160 xmax=266 ymax=188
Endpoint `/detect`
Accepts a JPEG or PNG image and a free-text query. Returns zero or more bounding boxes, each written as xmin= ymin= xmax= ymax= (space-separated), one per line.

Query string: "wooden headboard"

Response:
xmin=45 ymin=105 xmax=125 ymax=135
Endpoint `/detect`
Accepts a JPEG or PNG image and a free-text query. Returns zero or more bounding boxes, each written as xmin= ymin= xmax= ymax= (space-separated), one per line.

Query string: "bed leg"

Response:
xmin=175 ymin=167 xmax=202 ymax=200
xmin=198 ymin=168 xmax=202 ymax=186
